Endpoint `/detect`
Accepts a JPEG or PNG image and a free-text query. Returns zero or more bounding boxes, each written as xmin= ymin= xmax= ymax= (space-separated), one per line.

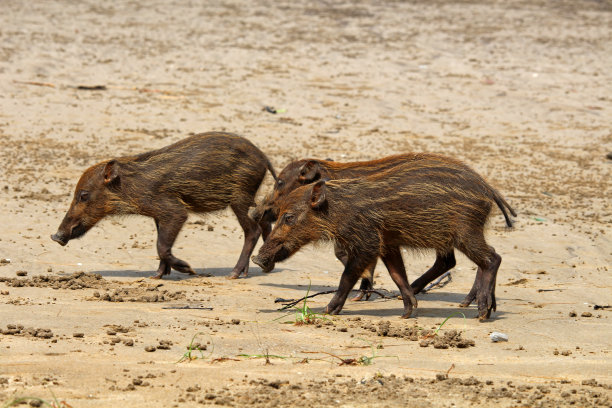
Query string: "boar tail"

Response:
xmin=266 ymin=158 xmax=278 ymax=182
xmin=491 ymin=191 xmax=517 ymax=228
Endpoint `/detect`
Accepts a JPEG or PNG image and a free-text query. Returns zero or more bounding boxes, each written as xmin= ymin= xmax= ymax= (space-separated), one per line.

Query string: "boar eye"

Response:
xmin=284 ymin=214 xmax=296 ymax=226
xmin=276 ymin=180 xmax=285 ymax=189
xmin=79 ymin=191 xmax=90 ymax=203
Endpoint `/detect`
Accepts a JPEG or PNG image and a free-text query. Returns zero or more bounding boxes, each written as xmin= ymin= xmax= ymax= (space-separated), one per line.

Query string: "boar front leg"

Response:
xmin=325 ymin=256 xmax=376 ymax=315
xmin=334 ymin=245 xmax=376 ymax=302
xmin=380 ymin=245 xmax=417 ymax=318
xmin=151 ymin=215 xmax=196 ymax=279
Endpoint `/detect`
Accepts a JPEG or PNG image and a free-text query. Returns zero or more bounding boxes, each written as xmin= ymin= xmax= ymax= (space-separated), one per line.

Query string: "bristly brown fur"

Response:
xmin=52 ymin=132 xmax=276 ymax=279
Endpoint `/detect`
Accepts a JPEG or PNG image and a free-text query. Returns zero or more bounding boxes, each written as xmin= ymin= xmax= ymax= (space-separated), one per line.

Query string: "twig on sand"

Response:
xmin=275 ymin=290 xmax=336 ymax=310
xmin=422 ymin=271 xmax=452 ymax=293
xmin=162 ymin=305 xmax=213 ymax=310
xmin=276 ymin=288 xmax=396 ymax=311
xmin=13 ymin=80 xmax=187 ymax=96
xmin=13 ymin=80 xmax=56 ymax=88
xmin=302 ymin=350 xmax=361 ymax=365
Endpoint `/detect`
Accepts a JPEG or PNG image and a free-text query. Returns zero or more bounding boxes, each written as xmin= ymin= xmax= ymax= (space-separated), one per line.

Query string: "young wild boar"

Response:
xmin=252 ymin=157 xmax=515 ymax=320
xmin=250 ymin=154 xmax=515 ymax=302
xmin=51 ymin=132 xmax=277 ymax=279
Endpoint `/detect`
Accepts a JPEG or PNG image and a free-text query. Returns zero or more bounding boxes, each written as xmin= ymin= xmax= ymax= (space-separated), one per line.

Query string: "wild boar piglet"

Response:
xmin=52 ymin=132 xmax=276 ymax=279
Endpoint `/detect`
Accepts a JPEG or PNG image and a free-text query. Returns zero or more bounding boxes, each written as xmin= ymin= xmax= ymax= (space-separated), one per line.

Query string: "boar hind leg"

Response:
xmin=459 ymin=267 xmax=481 ymax=308
xmin=457 ymin=236 xmax=501 ymax=320
xmin=351 ymin=261 xmax=376 ymax=302
xmin=152 ymin=216 xmax=195 ymax=279
xmin=381 ymin=246 xmax=417 ymax=319
xmin=228 ymin=202 xmax=262 ymax=279
xmin=410 ymin=251 xmax=456 ymax=295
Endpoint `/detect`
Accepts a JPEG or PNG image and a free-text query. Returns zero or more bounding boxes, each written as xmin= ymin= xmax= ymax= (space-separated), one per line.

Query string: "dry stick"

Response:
xmin=13 ymin=80 xmax=56 ymax=88
xmin=13 ymin=80 xmax=186 ymax=96
xmin=422 ymin=271 xmax=452 ymax=293
xmin=302 ymin=350 xmax=358 ymax=365
xmin=276 ymin=288 xmax=395 ymax=311
xmin=277 ymin=290 xmax=336 ymax=310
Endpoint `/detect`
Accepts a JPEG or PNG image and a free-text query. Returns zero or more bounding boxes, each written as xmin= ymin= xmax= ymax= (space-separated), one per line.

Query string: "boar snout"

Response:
xmin=251 ymin=254 xmax=270 ymax=270
xmin=50 ymin=232 xmax=68 ymax=246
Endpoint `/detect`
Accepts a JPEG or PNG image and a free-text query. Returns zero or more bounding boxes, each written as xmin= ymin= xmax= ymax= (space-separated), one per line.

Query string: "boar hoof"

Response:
xmin=478 ymin=310 xmax=492 ymax=321
xmin=459 ymin=294 xmax=476 ymax=308
xmin=401 ymin=311 xmax=413 ymax=319
xmin=227 ymin=266 xmax=248 ymax=279
xmin=350 ymin=291 xmax=369 ymax=302
xmin=325 ymin=303 xmax=343 ymax=315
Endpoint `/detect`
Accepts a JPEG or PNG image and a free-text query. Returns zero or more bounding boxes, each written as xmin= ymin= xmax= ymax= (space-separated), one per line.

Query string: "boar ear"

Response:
xmin=310 ymin=180 xmax=328 ymax=210
xmin=298 ymin=160 xmax=321 ymax=183
xmin=103 ymin=160 xmax=120 ymax=185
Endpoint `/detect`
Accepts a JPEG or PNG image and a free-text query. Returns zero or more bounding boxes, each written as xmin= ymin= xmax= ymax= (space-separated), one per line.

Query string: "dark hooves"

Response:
xmin=350 ymin=291 xmax=366 ymax=302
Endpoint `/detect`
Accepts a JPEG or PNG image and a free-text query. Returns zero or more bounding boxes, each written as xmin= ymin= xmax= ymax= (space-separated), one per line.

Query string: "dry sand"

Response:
xmin=0 ymin=0 xmax=611 ymax=406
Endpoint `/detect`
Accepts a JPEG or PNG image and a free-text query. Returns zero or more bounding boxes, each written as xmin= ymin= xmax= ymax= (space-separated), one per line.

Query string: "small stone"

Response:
xmin=73 ymin=333 xmax=84 ymax=338
xmin=16 ymin=271 xmax=27 ymax=277
xmin=145 ymin=346 xmax=156 ymax=352
xmin=581 ymin=312 xmax=592 ymax=317
xmin=132 ymin=378 xmax=143 ymax=386
xmin=231 ymin=318 xmax=240 ymax=325
xmin=569 ymin=311 xmax=577 ymax=317
xmin=123 ymin=339 xmax=134 ymax=347
xmin=29 ymin=399 xmax=43 ymax=407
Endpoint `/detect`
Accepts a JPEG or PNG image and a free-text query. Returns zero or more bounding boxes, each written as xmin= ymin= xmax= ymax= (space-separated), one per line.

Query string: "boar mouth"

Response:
xmin=51 ymin=222 xmax=88 ymax=246
xmin=252 ymin=246 xmax=291 ymax=270
xmin=272 ymin=246 xmax=291 ymax=263
xmin=69 ymin=222 xmax=88 ymax=240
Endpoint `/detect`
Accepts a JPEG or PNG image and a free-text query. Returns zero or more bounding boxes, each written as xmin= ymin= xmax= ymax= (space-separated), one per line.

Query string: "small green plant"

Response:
xmin=177 ymin=332 xmax=213 ymax=363
xmin=354 ymin=338 xmax=399 ymax=366
xmin=309 ymin=339 xmax=398 ymax=366
xmin=433 ymin=311 xmax=467 ymax=336
xmin=276 ymin=281 xmax=329 ymax=325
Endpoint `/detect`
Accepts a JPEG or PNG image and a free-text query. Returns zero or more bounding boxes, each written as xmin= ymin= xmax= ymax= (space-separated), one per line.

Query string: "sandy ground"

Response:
xmin=1 ymin=0 xmax=611 ymax=406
